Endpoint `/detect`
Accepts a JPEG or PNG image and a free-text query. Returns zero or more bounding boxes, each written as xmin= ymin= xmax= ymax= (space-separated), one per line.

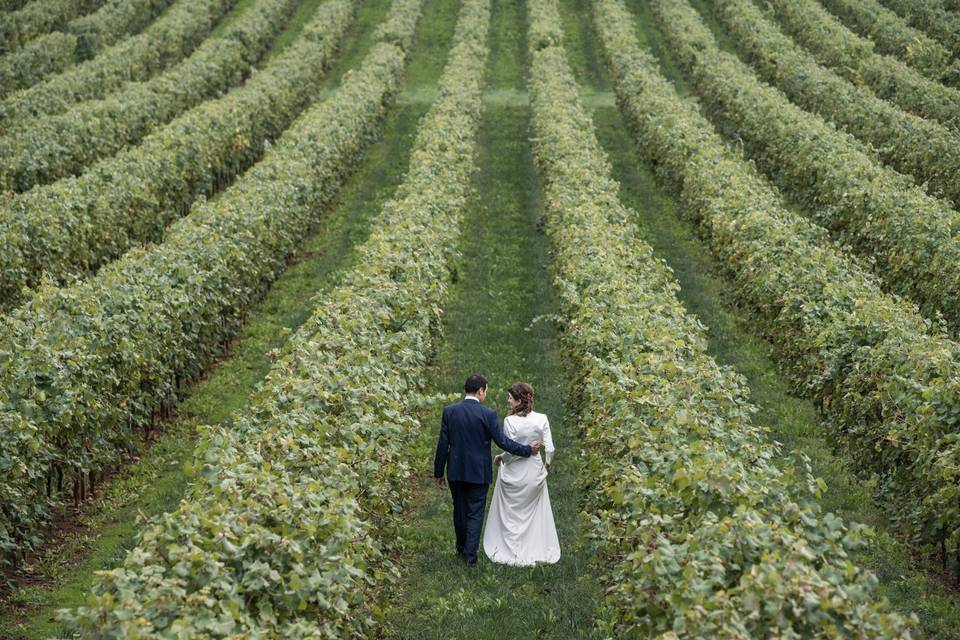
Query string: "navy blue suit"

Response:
xmin=434 ymin=397 xmax=532 ymax=563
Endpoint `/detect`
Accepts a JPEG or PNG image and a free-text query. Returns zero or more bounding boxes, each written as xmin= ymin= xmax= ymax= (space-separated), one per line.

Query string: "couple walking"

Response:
xmin=433 ymin=374 xmax=561 ymax=566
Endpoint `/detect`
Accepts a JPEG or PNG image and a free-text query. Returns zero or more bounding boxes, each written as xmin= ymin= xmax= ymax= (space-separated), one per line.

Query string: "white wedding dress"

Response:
xmin=483 ymin=411 xmax=560 ymax=566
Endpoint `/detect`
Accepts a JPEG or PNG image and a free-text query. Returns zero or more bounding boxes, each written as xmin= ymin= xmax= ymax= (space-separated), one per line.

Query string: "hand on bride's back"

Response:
xmin=530 ymin=441 xmax=542 ymax=455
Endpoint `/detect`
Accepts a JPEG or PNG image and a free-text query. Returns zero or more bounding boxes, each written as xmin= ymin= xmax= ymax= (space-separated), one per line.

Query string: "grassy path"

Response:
xmin=382 ymin=1 xmax=600 ymax=638
xmin=5 ymin=0 xmax=957 ymax=636
xmin=0 ymin=0 xmax=456 ymax=636
xmin=556 ymin=0 xmax=960 ymax=635
xmin=209 ymin=0 xmax=261 ymax=38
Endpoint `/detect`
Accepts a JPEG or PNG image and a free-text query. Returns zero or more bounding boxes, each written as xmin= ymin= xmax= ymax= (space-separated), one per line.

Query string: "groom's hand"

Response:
xmin=530 ymin=440 xmax=542 ymax=455
xmin=434 ymin=476 xmax=446 ymax=489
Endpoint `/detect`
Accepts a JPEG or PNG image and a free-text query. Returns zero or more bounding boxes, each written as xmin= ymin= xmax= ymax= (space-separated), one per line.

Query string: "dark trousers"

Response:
xmin=449 ymin=480 xmax=488 ymax=564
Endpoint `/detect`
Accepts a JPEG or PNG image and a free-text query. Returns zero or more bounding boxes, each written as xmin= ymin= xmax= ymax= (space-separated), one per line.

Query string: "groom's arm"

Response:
xmin=484 ymin=410 xmax=532 ymax=457
xmin=434 ymin=407 xmax=451 ymax=480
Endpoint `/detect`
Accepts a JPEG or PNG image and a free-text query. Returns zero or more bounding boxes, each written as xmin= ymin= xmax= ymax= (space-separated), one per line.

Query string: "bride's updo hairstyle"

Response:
xmin=508 ymin=382 xmax=534 ymax=417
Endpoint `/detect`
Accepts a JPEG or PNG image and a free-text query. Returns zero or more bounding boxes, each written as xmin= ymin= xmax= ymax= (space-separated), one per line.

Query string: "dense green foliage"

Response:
xmin=0 ymin=0 xmax=103 ymax=52
xmin=528 ymin=0 xmax=563 ymax=50
xmin=370 ymin=0 xmax=423 ymax=47
xmin=879 ymin=0 xmax=960 ymax=55
xmin=0 ymin=0 xmax=234 ymax=126
xmin=0 ymin=1 xmax=28 ymax=13
xmin=711 ymin=0 xmax=960 ymax=210
xmin=69 ymin=0 xmax=173 ymax=59
xmin=820 ymin=0 xmax=956 ymax=81
xmin=0 ymin=2 xmax=420 ymax=634
xmin=63 ymin=1 xmax=494 ymax=635
xmin=529 ymin=2 xmax=909 ymax=636
xmin=765 ymin=0 xmax=960 ymax=132
xmin=599 ymin=0 xmax=960 ymax=585
xmin=0 ymin=0 xmax=175 ymax=95
xmin=0 ymin=0 xmax=354 ymax=309
xmin=556 ymin=0 xmax=960 ymax=627
xmin=1 ymin=0 xmax=957 ymax=631
xmin=658 ymin=0 xmax=960 ymax=338
xmin=382 ymin=0 xmax=603 ymax=634
xmin=0 ymin=0 xmax=414 ymax=571
xmin=0 ymin=31 xmax=75 ymax=96
xmin=0 ymin=0 xmax=298 ymax=193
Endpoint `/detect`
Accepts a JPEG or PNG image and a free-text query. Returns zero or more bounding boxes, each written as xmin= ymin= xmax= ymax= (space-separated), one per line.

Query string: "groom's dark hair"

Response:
xmin=464 ymin=373 xmax=487 ymax=394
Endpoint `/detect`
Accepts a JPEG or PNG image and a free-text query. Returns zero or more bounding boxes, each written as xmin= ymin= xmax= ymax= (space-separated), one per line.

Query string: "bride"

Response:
xmin=483 ymin=382 xmax=560 ymax=566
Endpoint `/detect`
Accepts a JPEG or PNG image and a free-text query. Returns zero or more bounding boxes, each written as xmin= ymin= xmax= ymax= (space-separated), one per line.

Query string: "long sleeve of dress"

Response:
xmin=487 ymin=411 xmax=532 ymax=457
xmin=542 ymin=415 xmax=555 ymax=465
xmin=499 ymin=416 xmax=522 ymax=465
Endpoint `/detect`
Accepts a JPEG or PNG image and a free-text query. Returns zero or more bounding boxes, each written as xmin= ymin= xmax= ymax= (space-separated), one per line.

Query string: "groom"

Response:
xmin=433 ymin=373 xmax=541 ymax=565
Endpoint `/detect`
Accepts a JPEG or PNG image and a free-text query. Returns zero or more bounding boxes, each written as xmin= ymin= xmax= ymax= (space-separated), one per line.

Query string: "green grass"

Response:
xmin=592 ymin=100 xmax=960 ymax=640
xmin=0 ymin=0 xmax=444 ymax=636
xmin=556 ymin=0 xmax=960 ymax=635
xmin=402 ymin=0 xmax=462 ymax=89
xmin=382 ymin=1 xmax=600 ymax=638
xmin=264 ymin=0 xmax=329 ymax=59
xmin=208 ymin=0 xmax=260 ymax=39
xmin=5 ymin=0 xmax=956 ymax=637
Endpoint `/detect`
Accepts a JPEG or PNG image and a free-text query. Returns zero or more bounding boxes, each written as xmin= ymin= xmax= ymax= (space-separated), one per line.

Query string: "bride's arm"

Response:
xmin=543 ymin=415 xmax=555 ymax=466
xmin=498 ymin=417 xmax=521 ymax=464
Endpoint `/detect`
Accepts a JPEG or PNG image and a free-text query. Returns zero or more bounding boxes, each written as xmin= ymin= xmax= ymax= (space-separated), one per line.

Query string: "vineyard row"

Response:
xmin=657 ymin=0 xmax=960 ymax=346
xmin=528 ymin=0 xmax=909 ymax=635
xmin=66 ymin=0 xmax=491 ymax=633
xmin=606 ymin=0 xmax=960 ymax=573
xmin=0 ymin=0 xmax=233 ymax=127
xmin=0 ymin=0 xmax=103 ymax=53
xmin=0 ymin=0 xmax=298 ymax=193
xmin=819 ymin=0 xmax=956 ymax=81
xmin=767 ymin=0 xmax=960 ymax=133
xmin=0 ymin=0 xmax=354 ymax=309
xmin=0 ymin=0 xmax=175 ymax=96
xmin=712 ymin=0 xmax=960 ymax=212
xmin=879 ymin=0 xmax=960 ymax=55
xmin=0 ymin=0 xmax=415 ymax=568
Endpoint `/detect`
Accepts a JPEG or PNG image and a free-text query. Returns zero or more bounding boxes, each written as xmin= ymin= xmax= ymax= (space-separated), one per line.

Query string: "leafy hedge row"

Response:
xmin=63 ymin=1 xmax=493 ymax=636
xmin=712 ymin=0 xmax=960 ymax=210
xmin=69 ymin=0 xmax=174 ymax=59
xmin=0 ymin=0 xmax=418 ymax=569
xmin=0 ymin=1 xmax=28 ymax=14
xmin=0 ymin=0 xmax=234 ymax=127
xmin=0 ymin=31 xmax=77 ymax=98
xmin=0 ymin=0 xmax=297 ymax=193
xmin=660 ymin=0 xmax=960 ymax=338
xmin=528 ymin=0 xmax=562 ymax=51
xmin=820 ymin=0 xmax=955 ymax=81
xmin=0 ymin=0 xmax=355 ymax=310
xmin=529 ymin=2 xmax=910 ymax=636
xmin=371 ymin=0 xmax=423 ymax=48
xmin=879 ymin=0 xmax=960 ymax=56
xmin=602 ymin=0 xmax=960 ymax=573
xmin=0 ymin=31 xmax=76 ymax=96
xmin=0 ymin=0 xmax=103 ymax=52
xmin=0 ymin=0 xmax=175 ymax=95
xmin=765 ymin=0 xmax=960 ymax=132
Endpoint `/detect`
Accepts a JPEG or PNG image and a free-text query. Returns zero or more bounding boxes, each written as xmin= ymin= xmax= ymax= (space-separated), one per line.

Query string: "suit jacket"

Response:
xmin=434 ymin=398 xmax=532 ymax=484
